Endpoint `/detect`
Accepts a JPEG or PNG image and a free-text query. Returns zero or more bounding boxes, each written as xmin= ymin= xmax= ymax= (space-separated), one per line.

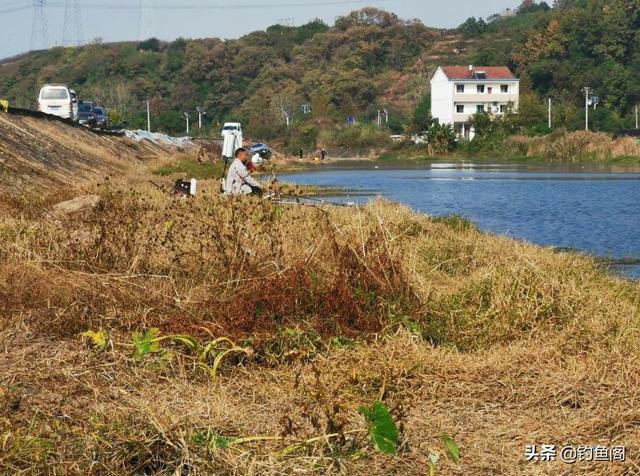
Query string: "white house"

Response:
xmin=430 ymin=65 xmax=519 ymax=139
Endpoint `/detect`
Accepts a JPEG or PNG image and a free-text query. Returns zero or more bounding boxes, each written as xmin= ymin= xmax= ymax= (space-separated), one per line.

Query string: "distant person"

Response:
xmin=224 ymin=147 xmax=262 ymax=196
xmin=321 ymin=148 xmax=326 ymax=160
xmin=299 ymin=148 xmax=303 ymax=160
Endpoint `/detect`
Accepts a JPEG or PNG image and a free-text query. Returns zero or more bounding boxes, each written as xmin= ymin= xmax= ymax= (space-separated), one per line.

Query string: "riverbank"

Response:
xmin=278 ymin=164 xmax=640 ymax=280
xmin=149 ymin=128 xmax=640 ymax=179
xmin=1 ymin=162 xmax=639 ymax=473
xmin=375 ymin=130 xmax=640 ymax=167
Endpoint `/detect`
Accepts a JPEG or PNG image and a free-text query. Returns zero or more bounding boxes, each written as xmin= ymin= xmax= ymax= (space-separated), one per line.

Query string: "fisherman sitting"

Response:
xmin=223 ymin=147 xmax=263 ymax=196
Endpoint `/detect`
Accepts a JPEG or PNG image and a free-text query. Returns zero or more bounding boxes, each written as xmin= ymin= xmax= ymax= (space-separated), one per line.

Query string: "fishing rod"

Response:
xmin=267 ymin=193 xmax=357 ymax=208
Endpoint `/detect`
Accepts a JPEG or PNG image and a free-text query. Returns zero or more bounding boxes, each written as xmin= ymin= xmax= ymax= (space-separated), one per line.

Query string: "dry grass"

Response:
xmin=0 ymin=113 xmax=167 ymax=194
xmin=510 ymin=131 xmax=640 ymax=162
xmin=1 ymin=170 xmax=640 ymax=474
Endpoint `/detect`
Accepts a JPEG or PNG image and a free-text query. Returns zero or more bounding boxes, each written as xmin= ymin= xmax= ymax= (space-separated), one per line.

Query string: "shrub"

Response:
xmin=283 ymin=124 xmax=320 ymax=153
xmin=137 ymin=37 xmax=162 ymax=52
xmin=423 ymin=121 xmax=457 ymax=156
xmin=318 ymin=124 xmax=392 ymax=151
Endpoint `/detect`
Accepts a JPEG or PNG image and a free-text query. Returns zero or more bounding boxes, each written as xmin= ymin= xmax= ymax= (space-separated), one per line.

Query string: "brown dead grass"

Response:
xmin=1 ymin=171 xmax=640 ymax=474
xmin=510 ymin=130 xmax=640 ymax=162
xmin=0 ymin=113 xmax=169 ymax=194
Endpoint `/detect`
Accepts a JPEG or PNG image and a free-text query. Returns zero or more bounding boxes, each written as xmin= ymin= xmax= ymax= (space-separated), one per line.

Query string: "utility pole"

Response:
xmin=635 ymin=104 xmax=638 ymax=130
xmin=196 ymin=107 xmax=207 ymax=130
xmin=183 ymin=112 xmax=190 ymax=135
xmin=582 ymin=87 xmax=591 ymax=131
xmin=146 ymin=100 xmax=151 ymax=132
xmin=548 ymin=98 xmax=552 ymax=129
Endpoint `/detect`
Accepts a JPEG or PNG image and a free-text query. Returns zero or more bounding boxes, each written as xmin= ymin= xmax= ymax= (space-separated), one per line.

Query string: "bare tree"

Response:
xmin=271 ymin=91 xmax=297 ymax=127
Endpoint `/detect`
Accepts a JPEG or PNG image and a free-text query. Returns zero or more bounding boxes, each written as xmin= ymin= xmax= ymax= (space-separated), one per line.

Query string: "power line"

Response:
xmin=7 ymin=0 xmax=392 ymax=52
xmin=1 ymin=1 xmax=38 ymax=15
xmin=4 ymin=0 xmax=387 ymax=14
xmin=0 ymin=0 xmax=32 ymax=8
xmin=0 ymin=5 xmax=31 ymax=14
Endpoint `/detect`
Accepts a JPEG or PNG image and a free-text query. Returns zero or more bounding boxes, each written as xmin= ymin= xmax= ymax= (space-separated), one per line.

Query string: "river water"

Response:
xmin=278 ymin=161 xmax=640 ymax=279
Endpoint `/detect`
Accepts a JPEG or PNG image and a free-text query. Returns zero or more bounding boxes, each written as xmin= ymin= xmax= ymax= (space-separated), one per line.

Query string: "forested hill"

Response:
xmin=0 ymin=1 xmax=638 ymax=138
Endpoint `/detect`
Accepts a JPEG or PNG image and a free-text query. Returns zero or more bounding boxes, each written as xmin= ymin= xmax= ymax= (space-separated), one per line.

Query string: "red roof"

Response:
xmin=440 ymin=66 xmax=517 ymax=80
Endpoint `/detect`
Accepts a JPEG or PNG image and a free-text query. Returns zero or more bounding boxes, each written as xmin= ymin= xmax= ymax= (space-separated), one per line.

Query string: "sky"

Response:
xmin=0 ymin=0 xmax=520 ymax=60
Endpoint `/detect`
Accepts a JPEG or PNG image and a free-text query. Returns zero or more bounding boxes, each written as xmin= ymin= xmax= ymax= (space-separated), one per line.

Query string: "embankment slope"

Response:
xmin=0 ymin=111 xmax=170 ymax=192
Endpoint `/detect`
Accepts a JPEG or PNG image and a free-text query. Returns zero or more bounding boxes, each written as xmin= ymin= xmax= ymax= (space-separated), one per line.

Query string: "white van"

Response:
xmin=37 ymin=84 xmax=73 ymax=119
xmin=221 ymin=122 xmax=243 ymax=160
xmin=222 ymin=122 xmax=242 ymax=136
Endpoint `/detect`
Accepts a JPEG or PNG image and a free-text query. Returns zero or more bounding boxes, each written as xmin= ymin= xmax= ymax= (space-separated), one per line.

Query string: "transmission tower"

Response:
xmin=30 ymin=0 xmax=48 ymax=51
xmin=138 ymin=0 xmax=154 ymax=41
xmin=62 ymin=0 xmax=84 ymax=47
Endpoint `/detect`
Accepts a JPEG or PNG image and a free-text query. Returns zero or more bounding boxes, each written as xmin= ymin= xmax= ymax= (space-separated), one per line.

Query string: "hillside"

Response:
xmin=0 ymin=1 xmax=638 ymax=146
xmin=0 ymin=10 xmax=442 ymax=136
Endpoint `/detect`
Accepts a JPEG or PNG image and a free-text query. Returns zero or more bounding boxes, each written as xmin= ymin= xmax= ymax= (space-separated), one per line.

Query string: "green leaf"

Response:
xmin=440 ymin=434 xmax=460 ymax=463
xmin=157 ymin=334 xmax=200 ymax=352
xmin=358 ymin=400 xmax=399 ymax=454
xmin=192 ymin=431 xmax=238 ymax=449
xmin=132 ymin=328 xmax=162 ymax=360
xmin=210 ymin=434 xmax=238 ymax=449
xmin=329 ymin=336 xmax=354 ymax=349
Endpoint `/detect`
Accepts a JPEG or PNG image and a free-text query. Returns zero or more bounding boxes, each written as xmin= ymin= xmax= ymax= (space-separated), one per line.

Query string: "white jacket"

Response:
xmin=224 ymin=158 xmax=261 ymax=195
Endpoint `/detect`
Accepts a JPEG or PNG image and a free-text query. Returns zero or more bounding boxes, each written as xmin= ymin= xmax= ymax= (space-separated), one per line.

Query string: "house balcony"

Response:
xmin=452 ymin=107 xmax=510 ymax=123
xmin=453 ymin=92 xmax=518 ymax=103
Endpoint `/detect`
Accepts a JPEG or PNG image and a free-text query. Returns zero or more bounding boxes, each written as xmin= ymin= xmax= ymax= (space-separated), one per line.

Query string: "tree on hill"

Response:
xmin=518 ymin=1 xmax=551 ymax=14
xmin=0 ymin=5 xmax=637 ymax=137
xmin=459 ymin=17 xmax=488 ymax=37
xmin=138 ymin=37 xmax=161 ymax=52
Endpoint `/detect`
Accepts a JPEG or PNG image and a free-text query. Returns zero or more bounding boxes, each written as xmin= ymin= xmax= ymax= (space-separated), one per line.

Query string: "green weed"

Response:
xmin=358 ymin=400 xmax=399 ymax=455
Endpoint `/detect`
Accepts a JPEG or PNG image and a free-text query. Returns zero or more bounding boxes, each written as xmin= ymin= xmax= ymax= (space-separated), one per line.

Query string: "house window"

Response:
xmin=477 ymin=105 xmax=485 ymax=113
xmin=501 ymin=84 xmax=509 ymax=93
xmin=500 ymin=104 xmax=507 ymax=113
xmin=477 ymin=84 xmax=485 ymax=93
xmin=456 ymin=104 xmax=464 ymax=113
xmin=487 ymin=87 xmax=493 ymax=94
xmin=456 ymin=84 xmax=465 ymax=93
